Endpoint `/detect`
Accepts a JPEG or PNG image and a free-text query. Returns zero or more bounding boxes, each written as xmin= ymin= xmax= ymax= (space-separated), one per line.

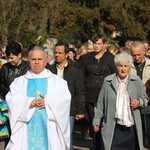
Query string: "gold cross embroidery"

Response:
xmin=33 ymin=91 xmax=42 ymax=99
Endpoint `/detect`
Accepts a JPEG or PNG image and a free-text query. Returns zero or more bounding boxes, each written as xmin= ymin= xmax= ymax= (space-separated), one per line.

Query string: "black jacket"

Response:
xmin=48 ymin=63 xmax=85 ymax=116
xmin=0 ymin=60 xmax=29 ymax=98
xmin=78 ymin=51 xmax=116 ymax=103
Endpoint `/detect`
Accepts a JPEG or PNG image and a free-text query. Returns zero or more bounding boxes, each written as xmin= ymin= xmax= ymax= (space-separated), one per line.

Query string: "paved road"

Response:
xmin=73 ymin=125 xmax=94 ymax=150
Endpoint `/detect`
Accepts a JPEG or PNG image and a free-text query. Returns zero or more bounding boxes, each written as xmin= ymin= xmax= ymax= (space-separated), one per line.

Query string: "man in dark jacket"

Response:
xmin=78 ymin=34 xmax=116 ymax=150
xmin=48 ymin=42 xmax=85 ymax=150
xmin=0 ymin=41 xmax=29 ymax=99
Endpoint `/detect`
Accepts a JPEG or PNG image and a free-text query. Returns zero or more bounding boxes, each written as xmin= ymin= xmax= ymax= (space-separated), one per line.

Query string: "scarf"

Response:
xmin=115 ymin=75 xmax=134 ymax=127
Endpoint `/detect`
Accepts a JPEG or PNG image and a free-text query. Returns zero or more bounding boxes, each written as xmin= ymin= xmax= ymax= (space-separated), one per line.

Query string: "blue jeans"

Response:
xmin=70 ymin=116 xmax=75 ymax=150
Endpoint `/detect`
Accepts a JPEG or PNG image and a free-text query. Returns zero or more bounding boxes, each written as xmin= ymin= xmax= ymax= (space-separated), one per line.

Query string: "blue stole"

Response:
xmin=27 ymin=78 xmax=48 ymax=150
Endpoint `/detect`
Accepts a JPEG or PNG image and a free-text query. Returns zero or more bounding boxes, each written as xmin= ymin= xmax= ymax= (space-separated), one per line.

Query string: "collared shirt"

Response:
xmin=56 ymin=62 xmax=68 ymax=78
xmin=134 ymin=61 xmax=146 ymax=80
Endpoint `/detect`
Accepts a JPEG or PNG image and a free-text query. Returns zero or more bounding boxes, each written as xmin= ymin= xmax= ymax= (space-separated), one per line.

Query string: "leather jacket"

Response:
xmin=0 ymin=60 xmax=29 ymax=98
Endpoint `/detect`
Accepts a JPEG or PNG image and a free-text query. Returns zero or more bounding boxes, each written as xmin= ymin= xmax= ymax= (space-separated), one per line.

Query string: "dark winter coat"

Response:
xmin=0 ymin=60 xmax=29 ymax=98
xmin=78 ymin=51 xmax=116 ymax=103
xmin=48 ymin=63 xmax=85 ymax=116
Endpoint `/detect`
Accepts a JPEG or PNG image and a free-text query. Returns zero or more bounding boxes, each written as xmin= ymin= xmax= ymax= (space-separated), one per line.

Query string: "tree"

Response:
xmin=0 ymin=0 xmax=150 ymax=47
xmin=99 ymin=0 xmax=150 ymax=45
xmin=49 ymin=0 xmax=101 ymax=45
xmin=0 ymin=0 xmax=50 ymax=46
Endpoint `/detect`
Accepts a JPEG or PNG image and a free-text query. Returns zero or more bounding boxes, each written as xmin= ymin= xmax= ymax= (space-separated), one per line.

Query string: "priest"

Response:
xmin=5 ymin=46 xmax=71 ymax=150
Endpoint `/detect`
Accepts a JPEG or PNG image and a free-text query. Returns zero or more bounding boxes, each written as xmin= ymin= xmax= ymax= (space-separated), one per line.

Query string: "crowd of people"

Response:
xmin=0 ymin=34 xmax=150 ymax=150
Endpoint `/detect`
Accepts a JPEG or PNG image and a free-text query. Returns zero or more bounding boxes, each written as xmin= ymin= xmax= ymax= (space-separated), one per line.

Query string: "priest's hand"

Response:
xmin=36 ymin=98 xmax=45 ymax=108
xmin=93 ymin=124 xmax=100 ymax=132
xmin=30 ymin=99 xmax=37 ymax=108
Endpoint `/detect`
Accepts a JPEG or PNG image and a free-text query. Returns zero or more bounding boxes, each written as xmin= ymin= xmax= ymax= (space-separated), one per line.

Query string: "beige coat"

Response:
xmin=130 ymin=57 xmax=150 ymax=84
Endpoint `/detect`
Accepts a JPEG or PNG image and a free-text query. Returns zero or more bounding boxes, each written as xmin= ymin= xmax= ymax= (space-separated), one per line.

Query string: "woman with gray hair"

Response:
xmin=93 ymin=52 xmax=148 ymax=150
xmin=114 ymin=52 xmax=133 ymax=69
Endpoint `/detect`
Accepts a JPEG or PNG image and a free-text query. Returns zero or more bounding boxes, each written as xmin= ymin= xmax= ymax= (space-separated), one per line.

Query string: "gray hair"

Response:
xmin=28 ymin=46 xmax=47 ymax=60
xmin=114 ymin=52 xmax=133 ymax=68
xmin=130 ymin=41 xmax=145 ymax=51
xmin=44 ymin=48 xmax=54 ymax=57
